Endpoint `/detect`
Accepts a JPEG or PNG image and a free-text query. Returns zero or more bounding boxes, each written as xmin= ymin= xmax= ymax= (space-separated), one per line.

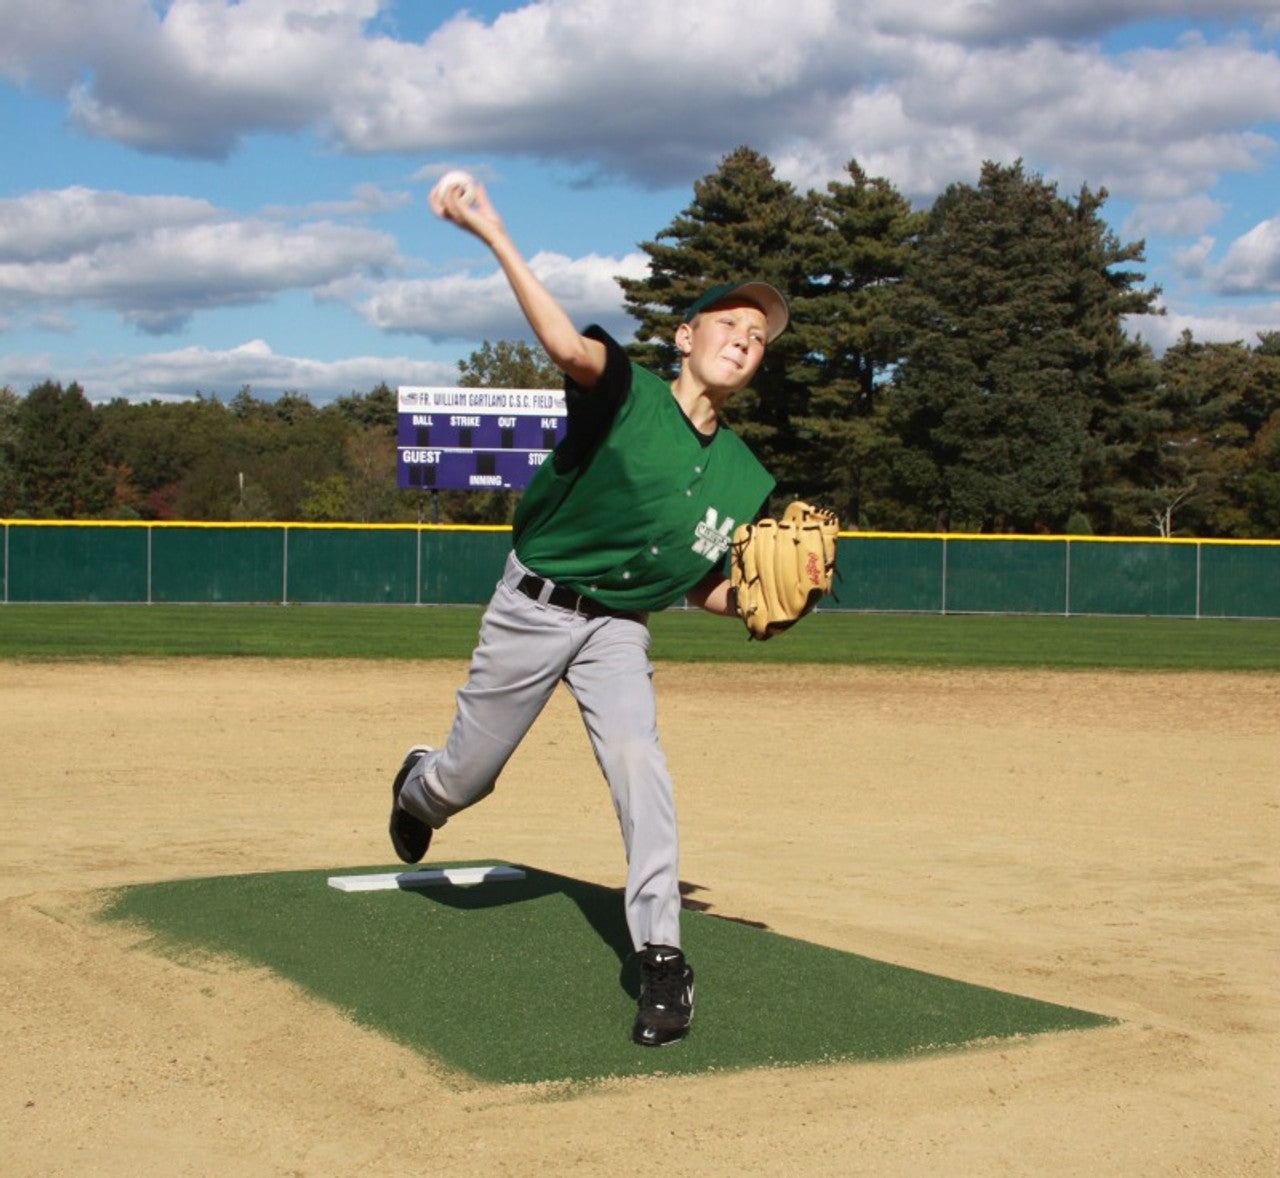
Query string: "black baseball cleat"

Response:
xmin=632 ymin=944 xmax=695 ymax=1046
xmin=389 ymin=746 xmax=434 ymax=864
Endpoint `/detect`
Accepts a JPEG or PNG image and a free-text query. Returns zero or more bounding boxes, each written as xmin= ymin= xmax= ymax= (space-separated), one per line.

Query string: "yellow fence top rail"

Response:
xmin=3 ymin=520 xmax=1276 ymax=546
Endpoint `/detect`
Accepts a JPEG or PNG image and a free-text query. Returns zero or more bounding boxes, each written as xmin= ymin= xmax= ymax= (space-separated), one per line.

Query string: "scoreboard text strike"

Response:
xmin=397 ymin=386 xmax=567 ymax=491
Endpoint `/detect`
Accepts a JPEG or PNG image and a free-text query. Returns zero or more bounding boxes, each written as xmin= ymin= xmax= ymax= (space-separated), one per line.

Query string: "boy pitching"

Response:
xmin=390 ymin=173 xmax=786 ymax=1045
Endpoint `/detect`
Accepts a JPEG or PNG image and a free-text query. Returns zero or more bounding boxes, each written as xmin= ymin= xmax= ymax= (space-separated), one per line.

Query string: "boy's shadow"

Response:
xmin=405 ymin=864 xmax=641 ymax=996
xmin=403 ymin=866 xmax=769 ymax=998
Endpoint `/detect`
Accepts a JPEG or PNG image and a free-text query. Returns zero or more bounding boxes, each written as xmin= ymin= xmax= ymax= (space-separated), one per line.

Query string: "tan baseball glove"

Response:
xmin=730 ymin=500 xmax=839 ymax=640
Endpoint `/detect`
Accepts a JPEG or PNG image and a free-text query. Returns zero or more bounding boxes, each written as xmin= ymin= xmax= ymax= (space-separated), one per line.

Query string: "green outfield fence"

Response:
xmin=1 ymin=520 xmax=1278 ymax=619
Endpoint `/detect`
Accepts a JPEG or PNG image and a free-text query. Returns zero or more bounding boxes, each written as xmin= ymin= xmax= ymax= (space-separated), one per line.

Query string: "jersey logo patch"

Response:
xmin=692 ymin=507 xmax=735 ymax=560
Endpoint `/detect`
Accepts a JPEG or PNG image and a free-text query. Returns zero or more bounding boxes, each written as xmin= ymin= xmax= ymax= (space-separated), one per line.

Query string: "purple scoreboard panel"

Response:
xmin=397 ymin=386 xmax=567 ymax=491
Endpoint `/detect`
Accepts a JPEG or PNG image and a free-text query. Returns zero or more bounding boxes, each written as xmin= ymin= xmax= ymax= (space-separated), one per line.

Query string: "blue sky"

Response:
xmin=1 ymin=0 xmax=1277 ymax=404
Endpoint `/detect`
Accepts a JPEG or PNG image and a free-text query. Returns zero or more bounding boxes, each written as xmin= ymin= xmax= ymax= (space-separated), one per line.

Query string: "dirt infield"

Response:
xmin=2 ymin=659 xmax=1277 ymax=1176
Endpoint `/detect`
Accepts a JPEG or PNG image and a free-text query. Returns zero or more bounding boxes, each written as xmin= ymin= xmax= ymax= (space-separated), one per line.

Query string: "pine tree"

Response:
xmin=886 ymin=161 xmax=1159 ymax=532
xmin=795 ymin=160 xmax=922 ymax=524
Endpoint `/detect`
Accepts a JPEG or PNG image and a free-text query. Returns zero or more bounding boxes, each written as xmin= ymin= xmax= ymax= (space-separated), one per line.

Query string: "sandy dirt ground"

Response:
xmin=2 ymin=658 xmax=1277 ymax=1177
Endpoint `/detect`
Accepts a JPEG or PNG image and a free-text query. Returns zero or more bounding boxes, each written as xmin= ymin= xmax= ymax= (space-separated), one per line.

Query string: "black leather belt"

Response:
xmin=515 ymin=574 xmax=639 ymax=620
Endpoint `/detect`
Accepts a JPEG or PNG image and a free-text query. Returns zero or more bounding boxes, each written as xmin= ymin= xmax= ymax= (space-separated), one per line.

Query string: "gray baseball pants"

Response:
xmin=397 ymin=551 xmax=682 ymax=952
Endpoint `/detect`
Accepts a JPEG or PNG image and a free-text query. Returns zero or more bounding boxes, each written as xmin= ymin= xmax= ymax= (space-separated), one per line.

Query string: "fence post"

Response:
xmin=1065 ymin=539 xmax=1072 ymax=617
xmin=1195 ymin=541 xmax=1202 ymax=619
xmin=941 ymin=536 xmax=949 ymax=615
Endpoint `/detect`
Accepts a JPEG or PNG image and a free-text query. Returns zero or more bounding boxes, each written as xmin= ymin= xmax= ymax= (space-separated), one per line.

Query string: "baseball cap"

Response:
xmin=683 ymin=280 xmax=789 ymax=343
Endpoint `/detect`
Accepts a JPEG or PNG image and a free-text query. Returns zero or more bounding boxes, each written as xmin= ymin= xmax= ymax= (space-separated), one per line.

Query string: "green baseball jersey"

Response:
xmin=513 ymin=333 xmax=774 ymax=612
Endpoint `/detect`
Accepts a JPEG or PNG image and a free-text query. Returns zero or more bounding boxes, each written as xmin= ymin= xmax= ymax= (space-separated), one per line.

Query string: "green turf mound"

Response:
xmin=100 ymin=863 xmax=1113 ymax=1086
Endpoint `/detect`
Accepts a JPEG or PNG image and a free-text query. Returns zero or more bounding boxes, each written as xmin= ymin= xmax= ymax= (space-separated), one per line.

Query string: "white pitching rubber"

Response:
xmin=328 ymin=865 xmax=526 ymax=892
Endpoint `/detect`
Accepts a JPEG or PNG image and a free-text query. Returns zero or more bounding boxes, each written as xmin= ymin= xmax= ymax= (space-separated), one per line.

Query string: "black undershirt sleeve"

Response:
xmin=551 ymin=325 xmax=633 ymax=475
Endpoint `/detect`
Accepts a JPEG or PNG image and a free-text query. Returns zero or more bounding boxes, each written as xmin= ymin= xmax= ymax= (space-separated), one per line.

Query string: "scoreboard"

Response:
xmin=397 ymin=386 xmax=567 ymax=491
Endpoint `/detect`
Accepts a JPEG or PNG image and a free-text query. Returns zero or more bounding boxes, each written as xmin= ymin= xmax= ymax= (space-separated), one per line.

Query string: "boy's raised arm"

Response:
xmin=431 ymin=177 xmax=608 ymax=390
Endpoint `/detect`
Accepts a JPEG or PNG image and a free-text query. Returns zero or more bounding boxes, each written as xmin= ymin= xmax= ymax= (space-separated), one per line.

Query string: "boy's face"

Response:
xmin=676 ymin=299 xmax=769 ymax=392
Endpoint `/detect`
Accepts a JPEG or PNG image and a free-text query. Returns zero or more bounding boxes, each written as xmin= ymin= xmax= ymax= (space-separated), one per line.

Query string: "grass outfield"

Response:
xmin=101 ymin=863 xmax=1112 ymax=1086
xmin=1 ymin=603 xmax=1278 ymax=669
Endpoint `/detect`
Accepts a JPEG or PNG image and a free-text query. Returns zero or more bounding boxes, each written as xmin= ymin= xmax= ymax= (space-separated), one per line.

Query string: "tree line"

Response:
xmin=1 ymin=149 xmax=1277 ymax=537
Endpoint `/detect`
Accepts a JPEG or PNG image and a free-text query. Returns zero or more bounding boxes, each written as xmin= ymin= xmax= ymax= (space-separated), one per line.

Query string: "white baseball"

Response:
xmin=433 ymin=169 xmax=477 ymax=207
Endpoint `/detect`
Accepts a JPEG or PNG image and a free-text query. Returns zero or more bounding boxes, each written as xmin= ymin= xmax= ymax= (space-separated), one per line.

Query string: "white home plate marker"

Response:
xmin=327 ymin=865 xmax=526 ymax=892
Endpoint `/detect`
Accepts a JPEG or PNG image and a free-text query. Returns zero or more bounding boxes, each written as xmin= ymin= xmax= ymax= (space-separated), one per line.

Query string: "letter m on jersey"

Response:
xmin=692 ymin=507 xmax=735 ymax=560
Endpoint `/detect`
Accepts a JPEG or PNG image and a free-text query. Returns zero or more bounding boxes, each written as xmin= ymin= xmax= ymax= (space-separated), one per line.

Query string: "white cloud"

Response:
xmin=1131 ymin=298 xmax=1280 ymax=352
xmin=410 ymin=162 xmax=501 ymax=188
xmin=354 ymin=250 xmax=651 ymax=342
xmin=0 ymin=186 xmax=216 ymax=264
xmin=1173 ymin=235 xmax=1218 ymax=280
xmin=0 ymin=186 xmax=399 ymax=333
xmin=0 ymin=181 xmax=652 ymax=365
xmin=260 ymin=183 xmax=412 ymax=221
xmin=0 ymin=0 xmax=124 ymax=88
xmin=805 ymin=35 xmax=1280 ymax=204
xmin=1125 ymin=196 xmax=1225 ymax=239
xmin=55 ymin=0 xmax=373 ymax=157
xmin=328 ymin=0 xmax=844 ymax=183
xmin=0 ymin=338 xmax=459 ymax=403
xmin=31 ymin=311 xmax=78 ymax=335
xmin=1212 ymin=215 xmax=1280 ymax=294
xmin=7 ymin=0 xmax=1275 ymax=201
xmin=870 ymin=1 xmax=1280 ymax=44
